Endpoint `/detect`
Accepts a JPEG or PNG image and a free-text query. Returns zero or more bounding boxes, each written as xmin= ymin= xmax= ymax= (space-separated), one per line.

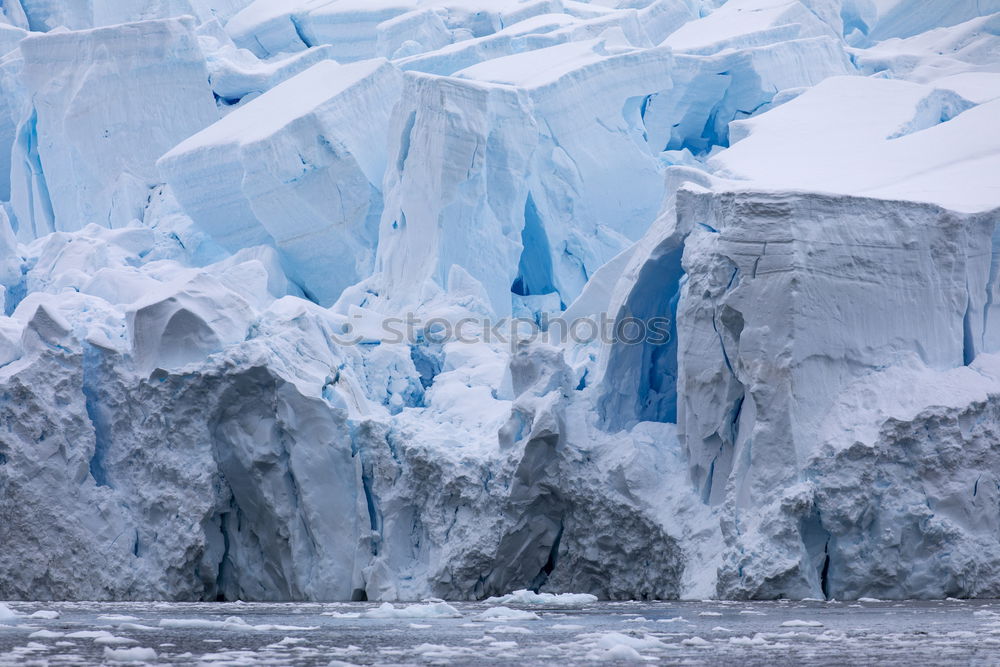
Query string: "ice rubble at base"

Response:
xmin=0 ymin=0 xmax=999 ymax=603
xmin=484 ymin=589 xmax=598 ymax=607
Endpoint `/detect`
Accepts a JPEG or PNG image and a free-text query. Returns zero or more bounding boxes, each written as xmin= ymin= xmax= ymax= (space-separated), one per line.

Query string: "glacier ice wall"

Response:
xmin=0 ymin=0 xmax=999 ymax=602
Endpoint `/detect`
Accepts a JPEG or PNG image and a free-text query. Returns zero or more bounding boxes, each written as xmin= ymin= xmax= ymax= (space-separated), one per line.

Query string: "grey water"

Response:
xmin=2 ymin=599 xmax=999 ymax=665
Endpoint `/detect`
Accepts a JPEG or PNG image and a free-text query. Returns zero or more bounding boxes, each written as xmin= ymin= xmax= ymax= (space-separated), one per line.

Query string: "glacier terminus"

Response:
xmin=0 ymin=0 xmax=999 ymax=612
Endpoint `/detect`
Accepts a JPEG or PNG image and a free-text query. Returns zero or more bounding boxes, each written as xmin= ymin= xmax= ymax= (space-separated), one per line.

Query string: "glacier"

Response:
xmin=0 ymin=0 xmax=999 ymax=603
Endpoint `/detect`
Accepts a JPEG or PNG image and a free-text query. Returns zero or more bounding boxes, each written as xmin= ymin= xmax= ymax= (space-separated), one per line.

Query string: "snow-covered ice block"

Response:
xmin=396 ymin=9 xmax=658 ymax=75
xmin=396 ymin=13 xmax=577 ymax=75
xmin=375 ymin=7 xmax=452 ymax=60
xmin=662 ymin=0 xmax=836 ymax=55
xmin=200 ymin=30 xmax=338 ymax=107
xmin=225 ymin=0 xmax=415 ymax=59
xmin=378 ymin=36 xmax=673 ymax=315
xmin=642 ymin=35 xmax=855 ymax=153
xmin=852 ymin=13 xmax=1000 ymax=91
xmin=656 ymin=185 xmax=1000 ymax=599
xmin=868 ymin=0 xmax=1000 ymax=41
xmin=675 ymin=186 xmax=997 ymax=508
xmin=10 ymin=18 xmax=218 ymax=241
xmin=227 ymin=0 xmax=565 ymax=61
xmin=160 ymin=59 xmax=403 ymax=306
xmin=374 ymin=73 xmax=536 ymax=317
xmin=14 ymin=0 xmax=255 ymax=31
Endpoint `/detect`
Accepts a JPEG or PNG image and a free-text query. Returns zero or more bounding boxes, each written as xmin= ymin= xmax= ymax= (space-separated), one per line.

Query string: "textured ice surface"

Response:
xmin=10 ymin=17 xmax=218 ymax=240
xmin=160 ymin=58 xmax=402 ymax=305
xmin=0 ymin=0 xmax=999 ymax=603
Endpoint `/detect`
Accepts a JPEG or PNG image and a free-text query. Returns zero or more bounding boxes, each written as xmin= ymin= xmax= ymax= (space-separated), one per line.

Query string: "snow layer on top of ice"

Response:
xmin=868 ymin=0 xmax=1000 ymax=41
xmin=226 ymin=0 xmax=564 ymax=60
xmin=160 ymin=58 xmax=402 ymax=305
xmin=711 ymin=76 xmax=1000 ymax=213
xmin=852 ymin=13 xmax=1000 ymax=98
xmin=662 ymin=0 xmax=836 ymax=54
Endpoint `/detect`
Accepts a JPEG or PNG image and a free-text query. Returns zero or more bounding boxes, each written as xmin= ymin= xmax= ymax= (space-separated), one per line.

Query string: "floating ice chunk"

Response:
xmin=0 ymin=603 xmax=19 ymax=620
xmin=159 ymin=617 xmax=319 ymax=631
xmin=476 ymin=607 xmax=542 ymax=622
xmin=682 ymin=636 xmax=712 ymax=646
xmin=160 ymin=59 xmax=403 ymax=306
xmin=362 ymin=602 xmax=463 ymax=619
xmin=11 ymin=18 xmax=218 ymax=241
xmin=781 ymin=620 xmax=824 ymax=627
xmin=485 ymin=624 xmax=534 ymax=634
xmin=484 ymin=589 xmax=598 ymax=608
xmin=94 ymin=636 xmax=139 ymax=646
xmin=28 ymin=610 xmax=59 ymax=619
xmin=583 ymin=631 xmax=669 ymax=651
xmin=65 ymin=630 xmax=114 ymax=639
xmin=28 ymin=630 xmax=63 ymax=638
xmin=103 ymin=647 xmax=157 ymax=663
xmin=590 ymin=643 xmax=647 ymax=661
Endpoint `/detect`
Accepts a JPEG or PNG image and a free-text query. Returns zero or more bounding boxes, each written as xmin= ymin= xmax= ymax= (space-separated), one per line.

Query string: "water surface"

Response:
xmin=2 ymin=599 xmax=998 ymax=664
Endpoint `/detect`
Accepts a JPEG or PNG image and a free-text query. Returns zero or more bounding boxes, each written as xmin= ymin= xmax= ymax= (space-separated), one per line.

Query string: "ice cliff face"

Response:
xmin=0 ymin=0 xmax=998 ymax=602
